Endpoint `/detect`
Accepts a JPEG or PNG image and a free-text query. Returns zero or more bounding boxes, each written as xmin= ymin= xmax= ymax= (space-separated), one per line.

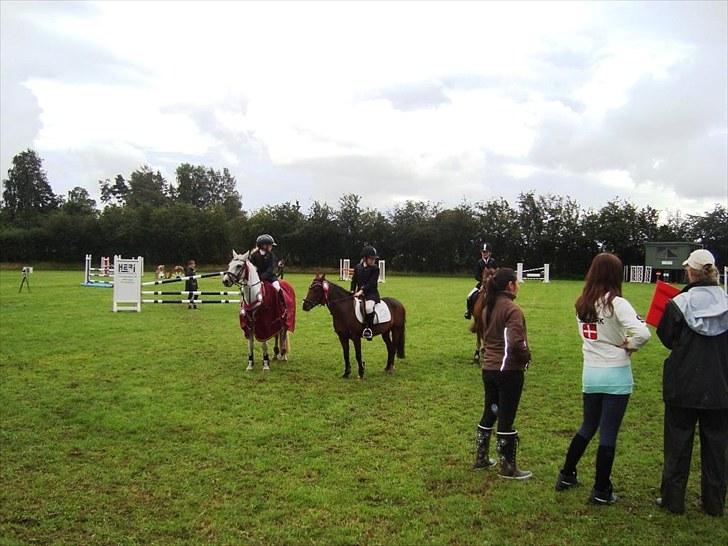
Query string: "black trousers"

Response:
xmin=661 ymin=404 xmax=728 ymax=516
xmin=479 ymin=370 xmax=525 ymax=432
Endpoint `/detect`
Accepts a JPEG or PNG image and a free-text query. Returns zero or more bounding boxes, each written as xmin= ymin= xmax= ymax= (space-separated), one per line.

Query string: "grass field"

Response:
xmin=1 ymin=269 xmax=726 ymax=545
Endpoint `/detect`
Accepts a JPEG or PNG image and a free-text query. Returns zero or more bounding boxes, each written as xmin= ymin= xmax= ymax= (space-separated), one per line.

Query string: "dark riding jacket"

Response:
xmin=250 ymin=249 xmax=279 ymax=282
xmin=184 ymin=266 xmax=198 ymax=292
xmin=351 ymin=263 xmax=380 ymax=302
xmin=475 ymin=257 xmax=497 ymax=288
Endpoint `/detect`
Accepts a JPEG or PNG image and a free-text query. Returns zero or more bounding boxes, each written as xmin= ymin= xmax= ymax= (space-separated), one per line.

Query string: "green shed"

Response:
xmin=644 ymin=241 xmax=701 ymax=282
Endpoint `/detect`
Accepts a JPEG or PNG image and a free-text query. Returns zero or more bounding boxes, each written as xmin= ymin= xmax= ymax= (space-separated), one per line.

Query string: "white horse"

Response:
xmin=222 ymin=250 xmax=291 ymax=371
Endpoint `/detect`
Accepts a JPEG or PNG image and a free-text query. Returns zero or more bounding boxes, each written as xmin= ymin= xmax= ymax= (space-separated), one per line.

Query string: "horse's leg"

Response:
xmin=383 ymin=330 xmax=395 ymax=372
xmin=474 ymin=326 xmax=481 ymax=364
xmin=246 ymin=334 xmax=254 ymax=371
xmin=338 ymin=333 xmax=351 ymax=378
xmin=262 ymin=340 xmax=270 ymax=371
xmin=273 ymin=333 xmax=280 ymax=360
xmin=281 ymin=329 xmax=289 ymax=361
xmin=353 ymin=336 xmax=365 ymax=379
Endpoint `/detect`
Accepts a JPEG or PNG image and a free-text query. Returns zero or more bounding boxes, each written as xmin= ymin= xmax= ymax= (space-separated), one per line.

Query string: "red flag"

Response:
xmin=645 ymin=281 xmax=680 ymax=328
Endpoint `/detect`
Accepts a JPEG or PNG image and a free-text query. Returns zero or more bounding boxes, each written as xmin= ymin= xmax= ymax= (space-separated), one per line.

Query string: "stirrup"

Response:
xmin=362 ymin=327 xmax=373 ymax=340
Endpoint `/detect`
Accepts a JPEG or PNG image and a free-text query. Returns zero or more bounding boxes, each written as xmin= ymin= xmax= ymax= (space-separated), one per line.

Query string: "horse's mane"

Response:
xmin=325 ymin=278 xmax=351 ymax=299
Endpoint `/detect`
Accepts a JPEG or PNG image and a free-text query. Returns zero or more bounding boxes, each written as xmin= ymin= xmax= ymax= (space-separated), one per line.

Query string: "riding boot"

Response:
xmin=363 ymin=313 xmax=374 ymax=340
xmin=590 ymin=445 xmax=617 ymax=505
xmin=464 ymin=296 xmax=473 ymax=320
xmin=496 ymin=431 xmax=532 ymax=480
xmin=277 ymin=290 xmax=287 ymax=317
xmin=473 ymin=425 xmax=497 ymax=469
xmin=556 ymin=433 xmax=588 ymax=491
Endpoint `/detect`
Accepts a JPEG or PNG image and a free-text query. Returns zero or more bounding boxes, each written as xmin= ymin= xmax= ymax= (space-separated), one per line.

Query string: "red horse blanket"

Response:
xmin=239 ymin=280 xmax=296 ymax=341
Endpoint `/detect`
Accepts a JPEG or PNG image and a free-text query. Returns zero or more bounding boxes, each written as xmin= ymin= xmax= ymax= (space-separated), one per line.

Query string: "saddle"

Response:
xmin=353 ymin=299 xmax=392 ymax=325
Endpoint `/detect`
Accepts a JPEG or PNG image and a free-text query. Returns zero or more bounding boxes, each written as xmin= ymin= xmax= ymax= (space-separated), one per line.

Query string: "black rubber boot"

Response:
xmin=473 ymin=426 xmax=497 ymax=469
xmin=496 ymin=431 xmax=532 ymax=480
xmin=277 ymin=290 xmax=287 ymax=317
xmin=556 ymin=433 xmax=588 ymax=491
xmin=590 ymin=445 xmax=617 ymax=505
xmin=363 ymin=313 xmax=374 ymax=340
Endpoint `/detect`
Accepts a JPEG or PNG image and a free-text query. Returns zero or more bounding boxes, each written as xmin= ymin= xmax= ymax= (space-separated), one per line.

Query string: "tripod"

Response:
xmin=19 ymin=268 xmax=31 ymax=293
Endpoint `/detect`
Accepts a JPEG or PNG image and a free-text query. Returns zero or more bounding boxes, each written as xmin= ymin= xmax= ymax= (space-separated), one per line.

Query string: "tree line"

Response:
xmin=1 ymin=149 xmax=726 ymax=277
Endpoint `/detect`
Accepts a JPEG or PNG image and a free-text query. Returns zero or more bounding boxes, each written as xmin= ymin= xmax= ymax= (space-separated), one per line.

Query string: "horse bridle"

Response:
xmin=225 ymin=260 xmax=261 ymax=288
xmin=304 ymin=280 xmax=354 ymax=308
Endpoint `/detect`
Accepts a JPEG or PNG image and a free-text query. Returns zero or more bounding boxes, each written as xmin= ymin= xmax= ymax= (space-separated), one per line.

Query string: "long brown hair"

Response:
xmin=575 ymin=253 xmax=623 ymax=322
xmin=485 ymin=267 xmax=518 ymax=324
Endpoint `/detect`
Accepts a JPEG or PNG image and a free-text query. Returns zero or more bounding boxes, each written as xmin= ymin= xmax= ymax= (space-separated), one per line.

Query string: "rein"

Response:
xmin=304 ymin=280 xmax=354 ymax=308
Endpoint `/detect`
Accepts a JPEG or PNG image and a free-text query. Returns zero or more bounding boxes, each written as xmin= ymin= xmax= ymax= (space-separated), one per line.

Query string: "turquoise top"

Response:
xmin=582 ymin=364 xmax=634 ymax=395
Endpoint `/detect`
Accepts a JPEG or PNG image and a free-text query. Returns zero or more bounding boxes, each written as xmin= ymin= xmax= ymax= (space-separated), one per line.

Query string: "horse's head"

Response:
xmin=302 ymin=273 xmax=328 ymax=311
xmin=224 ymin=250 xmax=263 ymax=310
xmin=222 ymin=250 xmax=248 ymax=287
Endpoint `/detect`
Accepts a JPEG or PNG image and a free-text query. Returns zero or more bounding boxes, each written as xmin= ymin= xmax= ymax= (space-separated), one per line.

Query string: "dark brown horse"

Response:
xmin=470 ymin=268 xmax=496 ymax=363
xmin=302 ymin=273 xmax=406 ymax=378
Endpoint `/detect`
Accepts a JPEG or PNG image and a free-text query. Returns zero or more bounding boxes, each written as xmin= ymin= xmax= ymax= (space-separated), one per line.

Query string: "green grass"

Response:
xmin=1 ymin=270 xmax=726 ymax=545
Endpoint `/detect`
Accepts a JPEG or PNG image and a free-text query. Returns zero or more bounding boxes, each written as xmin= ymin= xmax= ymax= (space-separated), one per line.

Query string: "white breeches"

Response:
xmin=271 ymin=280 xmax=281 ymax=292
xmin=365 ymin=300 xmax=375 ymax=314
xmin=467 ymin=287 xmax=479 ymax=298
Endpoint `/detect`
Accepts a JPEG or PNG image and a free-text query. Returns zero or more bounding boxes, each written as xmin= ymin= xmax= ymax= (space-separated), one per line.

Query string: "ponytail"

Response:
xmin=688 ymin=264 xmax=719 ymax=284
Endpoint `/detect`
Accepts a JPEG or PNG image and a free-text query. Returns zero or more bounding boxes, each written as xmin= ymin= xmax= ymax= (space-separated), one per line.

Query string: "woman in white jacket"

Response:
xmin=555 ymin=253 xmax=651 ymax=504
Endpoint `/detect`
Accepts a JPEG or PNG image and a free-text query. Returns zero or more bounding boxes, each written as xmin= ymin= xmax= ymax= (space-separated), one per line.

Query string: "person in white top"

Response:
xmin=555 ymin=252 xmax=650 ymax=505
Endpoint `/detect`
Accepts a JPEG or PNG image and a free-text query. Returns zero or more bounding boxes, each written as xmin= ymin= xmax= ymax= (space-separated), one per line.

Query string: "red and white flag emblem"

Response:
xmin=582 ymin=323 xmax=598 ymax=340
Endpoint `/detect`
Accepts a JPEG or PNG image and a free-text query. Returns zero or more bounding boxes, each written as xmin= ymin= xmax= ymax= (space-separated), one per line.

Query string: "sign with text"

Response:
xmin=113 ymin=256 xmax=143 ymax=312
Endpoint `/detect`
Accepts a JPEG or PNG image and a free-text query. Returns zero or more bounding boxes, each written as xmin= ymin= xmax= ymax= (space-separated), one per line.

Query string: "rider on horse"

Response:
xmin=250 ymin=234 xmax=286 ymax=314
xmin=351 ymin=245 xmax=380 ymax=341
xmin=465 ymin=243 xmax=497 ymax=319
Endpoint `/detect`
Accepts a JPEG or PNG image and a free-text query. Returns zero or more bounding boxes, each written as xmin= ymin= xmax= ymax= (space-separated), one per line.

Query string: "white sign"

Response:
xmin=113 ymin=255 xmax=143 ymax=312
xmin=661 ymin=260 xmax=673 ymax=265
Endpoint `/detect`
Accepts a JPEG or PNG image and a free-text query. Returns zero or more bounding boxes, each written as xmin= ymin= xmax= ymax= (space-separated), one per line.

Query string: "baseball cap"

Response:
xmin=682 ymin=249 xmax=715 ymax=269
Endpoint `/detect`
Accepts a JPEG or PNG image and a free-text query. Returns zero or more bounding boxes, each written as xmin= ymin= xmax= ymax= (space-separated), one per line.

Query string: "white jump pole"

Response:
xmin=378 ymin=259 xmax=386 ymax=283
xmin=339 ymin=258 xmax=351 ymax=281
xmin=517 ymin=262 xmax=548 ymax=282
xmin=84 ymin=254 xmax=91 ymax=284
xmin=724 ymin=266 xmax=727 ymax=295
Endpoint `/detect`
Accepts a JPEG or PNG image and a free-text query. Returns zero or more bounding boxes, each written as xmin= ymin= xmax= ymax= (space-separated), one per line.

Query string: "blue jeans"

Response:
xmin=577 ymin=393 xmax=630 ymax=447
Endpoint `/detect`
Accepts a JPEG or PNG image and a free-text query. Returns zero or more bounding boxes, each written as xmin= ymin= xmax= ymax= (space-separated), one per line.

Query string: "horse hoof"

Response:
xmin=246 ymin=364 xmax=253 ymax=371
xmin=263 ymin=365 xmax=270 ymax=371
xmin=342 ymin=372 xmax=351 ymax=379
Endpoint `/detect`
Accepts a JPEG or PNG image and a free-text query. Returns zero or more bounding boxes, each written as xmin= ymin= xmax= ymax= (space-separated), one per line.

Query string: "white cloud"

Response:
xmin=1 ymin=1 xmax=725 ymax=215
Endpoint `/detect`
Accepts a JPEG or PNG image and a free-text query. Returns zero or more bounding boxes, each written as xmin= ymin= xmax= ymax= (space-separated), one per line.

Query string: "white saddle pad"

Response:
xmin=354 ymin=300 xmax=392 ymax=325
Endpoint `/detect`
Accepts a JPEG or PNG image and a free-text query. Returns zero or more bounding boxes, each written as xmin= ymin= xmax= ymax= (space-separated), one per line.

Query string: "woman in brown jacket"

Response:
xmin=472 ymin=267 xmax=532 ymax=479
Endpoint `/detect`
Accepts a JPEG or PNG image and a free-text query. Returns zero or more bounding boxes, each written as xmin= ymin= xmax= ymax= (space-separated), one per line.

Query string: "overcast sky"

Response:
xmin=1 ymin=1 xmax=726 ymax=215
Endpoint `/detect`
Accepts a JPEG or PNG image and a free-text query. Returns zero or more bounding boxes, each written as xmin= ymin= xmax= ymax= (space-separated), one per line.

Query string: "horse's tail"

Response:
xmin=396 ymin=307 xmax=406 ymax=359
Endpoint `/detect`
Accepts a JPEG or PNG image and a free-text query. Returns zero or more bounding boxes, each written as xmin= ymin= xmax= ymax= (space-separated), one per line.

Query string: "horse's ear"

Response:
xmin=320 ymin=273 xmax=326 ymax=279
xmin=232 ymin=249 xmax=238 ymax=258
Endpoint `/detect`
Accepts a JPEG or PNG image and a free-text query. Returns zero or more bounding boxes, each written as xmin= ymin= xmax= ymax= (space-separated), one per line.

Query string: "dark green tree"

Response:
xmin=62 ymin=187 xmax=97 ymax=215
xmin=1 ymin=149 xmax=59 ymax=226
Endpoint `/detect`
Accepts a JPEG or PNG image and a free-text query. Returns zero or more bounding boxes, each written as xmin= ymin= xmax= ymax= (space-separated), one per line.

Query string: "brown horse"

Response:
xmin=470 ymin=269 xmax=496 ymax=363
xmin=302 ymin=273 xmax=406 ymax=378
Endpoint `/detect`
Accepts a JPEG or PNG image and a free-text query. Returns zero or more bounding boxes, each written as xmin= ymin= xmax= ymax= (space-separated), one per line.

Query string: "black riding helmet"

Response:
xmin=481 ymin=243 xmax=492 ymax=252
xmin=361 ymin=245 xmax=378 ymax=258
xmin=256 ymin=234 xmax=277 ymax=247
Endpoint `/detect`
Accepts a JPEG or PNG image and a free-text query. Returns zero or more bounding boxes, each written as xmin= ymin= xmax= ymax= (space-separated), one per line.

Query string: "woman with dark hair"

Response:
xmin=472 ymin=267 xmax=532 ymax=480
xmin=555 ymin=253 xmax=650 ymax=504
xmin=656 ymin=249 xmax=727 ymax=517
